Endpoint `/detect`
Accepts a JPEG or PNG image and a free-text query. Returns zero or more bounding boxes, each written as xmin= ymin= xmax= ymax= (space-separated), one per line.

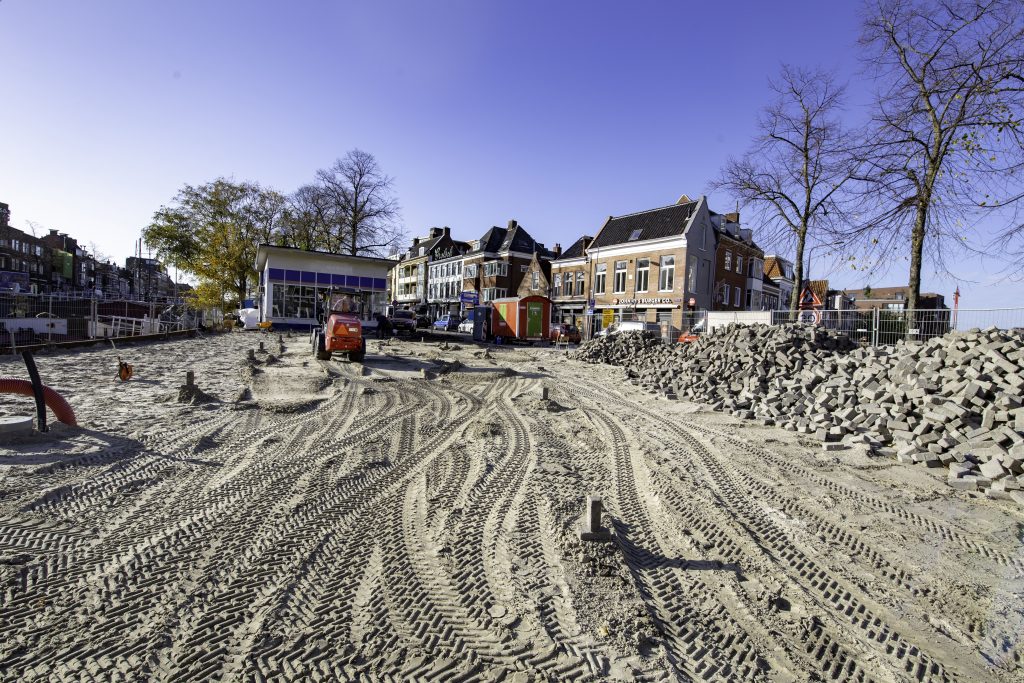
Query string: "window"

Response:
xmin=575 ymin=272 xmax=584 ymax=296
xmin=745 ymin=289 xmax=751 ymax=308
xmin=594 ymin=263 xmax=606 ymax=294
xmin=484 ymin=262 xmax=508 ymax=277
xmin=563 ymin=274 xmax=572 ymax=296
xmin=628 ymin=228 xmax=643 ymax=241
xmin=635 ymin=259 xmax=649 ymax=292
xmin=734 ymin=286 xmax=741 ymax=307
xmin=457 ymin=262 xmax=462 ymax=274
xmin=724 ymin=251 xmax=732 ymax=271
xmin=613 ymin=261 xmax=627 ymax=293
xmin=482 ymin=287 xmax=506 ymax=302
xmin=659 ymin=255 xmax=674 ymax=291
xmin=554 ymin=274 xmax=561 ymax=291
xmin=521 ymin=264 xmax=528 ymax=272
xmin=465 ymin=264 xmax=477 ymax=278
xmin=736 ymin=255 xmax=743 ymax=274
xmin=531 ymin=271 xmax=539 ymax=290
xmin=687 ymin=255 xmax=697 ymax=293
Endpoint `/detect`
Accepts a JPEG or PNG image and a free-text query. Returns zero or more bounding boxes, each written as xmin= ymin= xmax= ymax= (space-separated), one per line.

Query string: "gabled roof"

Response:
xmin=591 ymin=201 xmax=698 ymax=249
xmin=807 ymin=279 xmax=829 ymax=303
xmin=555 ymin=235 xmax=593 ymax=261
xmin=500 ymin=224 xmax=538 ymax=253
xmin=764 ymin=256 xmax=783 ymax=280
xmin=469 ymin=226 xmax=508 ymax=254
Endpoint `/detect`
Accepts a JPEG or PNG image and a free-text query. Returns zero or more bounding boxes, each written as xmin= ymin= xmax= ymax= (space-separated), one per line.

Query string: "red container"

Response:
xmin=491 ymin=296 xmax=551 ymax=340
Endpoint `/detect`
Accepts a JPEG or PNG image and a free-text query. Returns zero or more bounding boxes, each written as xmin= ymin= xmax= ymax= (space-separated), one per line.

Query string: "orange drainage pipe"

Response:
xmin=0 ymin=378 xmax=78 ymax=427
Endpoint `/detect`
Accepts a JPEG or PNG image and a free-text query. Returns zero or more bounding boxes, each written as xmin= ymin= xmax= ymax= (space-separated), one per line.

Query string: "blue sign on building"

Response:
xmin=460 ymin=291 xmax=479 ymax=304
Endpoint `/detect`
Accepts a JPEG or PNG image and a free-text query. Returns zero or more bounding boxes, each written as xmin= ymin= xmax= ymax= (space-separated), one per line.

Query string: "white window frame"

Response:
xmin=575 ymin=272 xmax=584 ymax=296
xmin=635 ymin=259 xmax=649 ymax=292
xmin=724 ymin=251 xmax=732 ymax=271
xmin=736 ymin=255 xmax=743 ymax=274
xmin=658 ymin=256 xmax=674 ymax=292
xmin=594 ymin=263 xmax=607 ymax=294
xmin=733 ymin=286 xmax=741 ymax=307
xmin=613 ymin=260 xmax=627 ymax=294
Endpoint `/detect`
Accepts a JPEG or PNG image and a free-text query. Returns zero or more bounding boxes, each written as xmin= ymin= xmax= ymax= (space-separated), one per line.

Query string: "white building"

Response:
xmin=427 ymin=252 xmax=465 ymax=318
xmin=255 ymin=244 xmax=391 ymax=329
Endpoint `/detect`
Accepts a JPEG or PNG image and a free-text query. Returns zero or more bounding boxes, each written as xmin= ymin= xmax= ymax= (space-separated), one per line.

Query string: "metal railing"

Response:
xmin=580 ymin=306 xmax=1024 ymax=349
xmin=0 ymin=291 xmax=204 ymax=352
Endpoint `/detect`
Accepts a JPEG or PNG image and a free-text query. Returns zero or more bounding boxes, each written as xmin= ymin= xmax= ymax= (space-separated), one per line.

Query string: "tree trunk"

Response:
xmin=789 ymin=227 xmax=807 ymax=317
xmin=906 ymin=201 xmax=927 ymax=339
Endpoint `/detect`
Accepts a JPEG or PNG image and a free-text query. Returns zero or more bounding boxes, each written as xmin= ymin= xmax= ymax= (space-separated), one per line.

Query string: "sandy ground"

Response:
xmin=0 ymin=331 xmax=1022 ymax=682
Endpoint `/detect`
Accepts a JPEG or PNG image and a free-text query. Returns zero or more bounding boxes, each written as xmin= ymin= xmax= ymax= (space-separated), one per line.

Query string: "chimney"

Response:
xmin=412 ymin=237 xmax=420 ymax=247
xmin=553 ymin=243 xmax=562 ymax=258
xmin=429 ymin=227 xmax=442 ymax=238
xmin=443 ymin=226 xmax=450 ymax=238
xmin=507 ymin=219 xmax=518 ymax=230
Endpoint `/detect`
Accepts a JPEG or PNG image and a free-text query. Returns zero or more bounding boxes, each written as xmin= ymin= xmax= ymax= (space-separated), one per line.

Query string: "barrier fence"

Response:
xmin=580 ymin=307 xmax=1024 ymax=347
xmin=0 ymin=291 xmax=205 ymax=352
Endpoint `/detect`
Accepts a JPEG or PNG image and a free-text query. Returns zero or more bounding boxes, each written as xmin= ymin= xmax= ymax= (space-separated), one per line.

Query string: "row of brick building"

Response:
xmin=0 ymin=200 xmax=184 ymax=299
xmin=387 ymin=194 xmax=800 ymax=332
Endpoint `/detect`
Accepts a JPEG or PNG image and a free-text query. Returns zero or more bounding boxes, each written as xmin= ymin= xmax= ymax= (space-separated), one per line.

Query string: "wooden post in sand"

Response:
xmin=248 ymin=349 xmax=255 ymax=361
xmin=186 ymin=371 xmax=194 ymax=387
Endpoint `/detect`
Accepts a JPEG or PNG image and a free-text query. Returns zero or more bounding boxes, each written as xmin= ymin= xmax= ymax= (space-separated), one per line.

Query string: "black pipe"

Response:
xmin=21 ymin=350 xmax=48 ymax=432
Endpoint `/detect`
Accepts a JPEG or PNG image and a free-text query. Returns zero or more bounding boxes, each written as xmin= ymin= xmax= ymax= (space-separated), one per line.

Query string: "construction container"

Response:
xmin=491 ymin=296 xmax=551 ymax=341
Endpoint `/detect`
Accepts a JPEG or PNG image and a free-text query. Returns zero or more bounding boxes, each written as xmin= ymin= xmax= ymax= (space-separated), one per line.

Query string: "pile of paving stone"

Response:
xmin=572 ymin=325 xmax=1024 ymax=503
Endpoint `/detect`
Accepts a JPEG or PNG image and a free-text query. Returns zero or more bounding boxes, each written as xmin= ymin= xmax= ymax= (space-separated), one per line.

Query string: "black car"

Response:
xmin=415 ymin=315 xmax=430 ymax=329
xmin=389 ymin=309 xmax=418 ymax=335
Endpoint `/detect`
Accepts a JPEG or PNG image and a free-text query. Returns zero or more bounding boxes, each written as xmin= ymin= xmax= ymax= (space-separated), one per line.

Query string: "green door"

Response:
xmin=527 ymin=302 xmax=542 ymax=337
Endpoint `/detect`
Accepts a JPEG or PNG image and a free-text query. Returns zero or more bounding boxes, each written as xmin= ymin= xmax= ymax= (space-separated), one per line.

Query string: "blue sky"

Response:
xmin=0 ymin=0 xmax=1018 ymax=310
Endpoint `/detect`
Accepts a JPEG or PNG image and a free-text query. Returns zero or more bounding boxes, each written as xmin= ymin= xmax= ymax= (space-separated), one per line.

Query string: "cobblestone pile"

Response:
xmin=572 ymin=325 xmax=1024 ymax=503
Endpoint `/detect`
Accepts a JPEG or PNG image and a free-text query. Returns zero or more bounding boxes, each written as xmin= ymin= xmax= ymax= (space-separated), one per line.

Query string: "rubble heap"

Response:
xmin=571 ymin=325 xmax=1024 ymax=503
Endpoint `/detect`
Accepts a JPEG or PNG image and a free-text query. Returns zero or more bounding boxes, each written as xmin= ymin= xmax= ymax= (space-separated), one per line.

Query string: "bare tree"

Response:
xmin=711 ymin=65 xmax=858 ymax=313
xmin=314 ymin=149 xmax=404 ymax=256
xmin=858 ymin=0 xmax=1024 ymax=314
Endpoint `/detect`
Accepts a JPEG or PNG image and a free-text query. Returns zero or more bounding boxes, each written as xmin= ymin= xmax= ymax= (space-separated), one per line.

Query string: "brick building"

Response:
xmin=586 ymin=195 xmax=717 ymax=333
xmin=712 ymin=212 xmax=765 ymax=311
xmin=462 ymin=220 xmax=554 ymax=306
xmin=550 ymin=235 xmax=592 ymax=326
xmin=0 ymin=202 xmax=50 ymax=292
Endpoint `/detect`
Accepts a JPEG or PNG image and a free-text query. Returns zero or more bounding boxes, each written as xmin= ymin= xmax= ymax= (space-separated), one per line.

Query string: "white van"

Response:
xmin=598 ymin=320 xmax=660 ymax=337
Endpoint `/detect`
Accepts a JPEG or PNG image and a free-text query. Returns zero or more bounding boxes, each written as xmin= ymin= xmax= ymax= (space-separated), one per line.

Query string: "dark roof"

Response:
xmin=469 ymin=226 xmax=508 ymax=254
xmin=591 ymin=201 xmax=697 ymax=249
xmin=555 ymin=235 xmax=593 ymax=261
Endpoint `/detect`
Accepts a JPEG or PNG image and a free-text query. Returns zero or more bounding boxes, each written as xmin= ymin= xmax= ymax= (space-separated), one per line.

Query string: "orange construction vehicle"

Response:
xmin=313 ymin=292 xmax=367 ymax=362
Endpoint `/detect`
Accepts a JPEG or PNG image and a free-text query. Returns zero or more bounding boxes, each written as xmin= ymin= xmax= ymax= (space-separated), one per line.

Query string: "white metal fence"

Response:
xmin=0 ymin=292 xmax=204 ymax=352
xmin=580 ymin=307 xmax=1024 ymax=347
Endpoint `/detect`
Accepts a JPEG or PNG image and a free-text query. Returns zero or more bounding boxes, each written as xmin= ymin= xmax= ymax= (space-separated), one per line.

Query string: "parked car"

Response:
xmin=415 ymin=315 xmax=430 ymax=328
xmin=389 ymin=309 xmax=418 ymax=335
xmin=597 ymin=320 xmax=660 ymax=337
xmin=458 ymin=317 xmax=474 ymax=334
xmin=549 ymin=323 xmax=581 ymax=343
xmin=432 ymin=314 xmax=461 ymax=331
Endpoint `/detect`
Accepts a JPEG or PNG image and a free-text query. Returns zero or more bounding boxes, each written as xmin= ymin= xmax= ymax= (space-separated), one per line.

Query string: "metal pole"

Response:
xmin=872 ymin=307 xmax=879 ymax=347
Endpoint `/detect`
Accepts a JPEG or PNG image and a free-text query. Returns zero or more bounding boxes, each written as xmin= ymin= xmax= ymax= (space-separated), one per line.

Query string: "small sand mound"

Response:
xmin=177 ymin=385 xmax=219 ymax=404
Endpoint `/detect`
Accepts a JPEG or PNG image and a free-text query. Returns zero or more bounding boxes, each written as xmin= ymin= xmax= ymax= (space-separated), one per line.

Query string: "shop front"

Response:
xmin=255 ymin=245 xmax=391 ymax=330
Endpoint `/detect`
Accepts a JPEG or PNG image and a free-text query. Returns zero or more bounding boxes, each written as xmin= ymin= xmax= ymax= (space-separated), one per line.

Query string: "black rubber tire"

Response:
xmin=349 ymin=339 xmax=366 ymax=363
xmin=314 ymin=330 xmax=331 ymax=360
